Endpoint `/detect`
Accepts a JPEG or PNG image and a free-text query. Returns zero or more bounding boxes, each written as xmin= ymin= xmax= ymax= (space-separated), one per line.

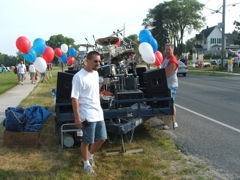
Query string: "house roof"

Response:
xmin=195 ymin=26 xmax=216 ymax=41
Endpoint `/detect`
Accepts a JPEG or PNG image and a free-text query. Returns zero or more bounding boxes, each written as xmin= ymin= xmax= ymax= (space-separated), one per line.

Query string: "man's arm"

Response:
xmin=165 ymin=63 xmax=177 ymax=78
xmin=71 ymin=97 xmax=83 ymax=128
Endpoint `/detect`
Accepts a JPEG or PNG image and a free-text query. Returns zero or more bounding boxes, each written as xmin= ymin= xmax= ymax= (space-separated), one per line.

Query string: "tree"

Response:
xmin=0 ymin=53 xmax=19 ymax=67
xmin=233 ymin=21 xmax=240 ymax=45
xmin=142 ymin=0 xmax=205 ymax=56
xmin=185 ymin=37 xmax=196 ymax=53
xmin=123 ymin=34 xmax=140 ymax=52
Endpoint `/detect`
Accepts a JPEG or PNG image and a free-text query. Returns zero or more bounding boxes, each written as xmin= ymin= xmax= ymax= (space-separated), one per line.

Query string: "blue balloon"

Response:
xmin=22 ymin=47 xmax=37 ymax=62
xmin=68 ymin=47 xmax=76 ymax=57
xmin=33 ymin=38 xmax=46 ymax=54
xmin=139 ymin=29 xmax=152 ymax=43
xmin=149 ymin=38 xmax=158 ymax=53
xmin=60 ymin=54 xmax=67 ymax=63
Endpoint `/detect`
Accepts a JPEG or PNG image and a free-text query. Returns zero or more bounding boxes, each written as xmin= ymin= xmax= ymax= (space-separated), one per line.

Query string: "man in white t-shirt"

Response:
xmin=17 ymin=61 xmax=26 ymax=85
xmin=71 ymin=51 xmax=107 ymax=176
xmin=29 ymin=63 xmax=36 ymax=84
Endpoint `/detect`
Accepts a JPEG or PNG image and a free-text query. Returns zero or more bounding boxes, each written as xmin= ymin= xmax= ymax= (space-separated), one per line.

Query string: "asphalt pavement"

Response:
xmin=0 ymin=79 xmax=39 ymax=124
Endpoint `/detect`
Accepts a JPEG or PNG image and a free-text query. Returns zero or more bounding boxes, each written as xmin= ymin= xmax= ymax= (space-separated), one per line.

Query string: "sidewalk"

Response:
xmin=0 ymin=80 xmax=39 ymax=124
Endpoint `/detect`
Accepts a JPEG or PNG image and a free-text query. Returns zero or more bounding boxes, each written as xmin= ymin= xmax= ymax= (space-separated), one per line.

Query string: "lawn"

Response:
xmin=0 ymin=70 xmax=19 ymax=94
xmin=0 ymin=66 xmax=229 ymax=179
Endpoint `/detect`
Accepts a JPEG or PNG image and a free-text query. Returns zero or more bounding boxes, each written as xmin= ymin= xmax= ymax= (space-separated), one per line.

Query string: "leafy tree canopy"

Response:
xmin=233 ymin=21 xmax=240 ymax=45
xmin=142 ymin=0 xmax=205 ymax=55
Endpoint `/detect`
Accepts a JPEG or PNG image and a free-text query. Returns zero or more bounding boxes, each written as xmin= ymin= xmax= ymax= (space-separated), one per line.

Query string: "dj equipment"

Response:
xmin=55 ymin=30 xmax=174 ymax=153
xmin=96 ymin=36 xmax=119 ymax=46
xmin=115 ymin=90 xmax=144 ymax=108
xmin=98 ymin=64 xmax=116 ymax=77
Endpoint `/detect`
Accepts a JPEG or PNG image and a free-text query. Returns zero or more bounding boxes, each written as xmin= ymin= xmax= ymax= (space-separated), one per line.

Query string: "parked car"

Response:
xmin=203 ymin=62 xmax=211 ymax=67
xmin=177 ymin=60 xmax=188 ymax=77
xmin=233 ymin=57 xmax=240 ymax=67
xmin=210 ymin=60 xmax=219 ymax=65
xmin=218 ymin=59 xmax=228 ymax=67
xmin=210 ymin=59 xmax=228 ymax=67
xmin=178 ymin=58 xmax=188 ymax=66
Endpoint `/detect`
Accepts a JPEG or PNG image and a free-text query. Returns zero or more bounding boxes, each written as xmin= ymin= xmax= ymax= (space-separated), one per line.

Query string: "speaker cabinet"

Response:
xmin=143 ymin=69 xmax=168 ymax=95
xmin=56 ymin=72 xmax=74 ymax=103
xmin=136 ymin=67 xmax=146 ymax=88
xmin=116 ymin=90 xmax=143 ymax=108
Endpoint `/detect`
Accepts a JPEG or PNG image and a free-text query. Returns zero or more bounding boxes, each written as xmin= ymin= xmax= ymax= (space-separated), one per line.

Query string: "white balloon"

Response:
xmin=142 ymin=54 xmax=155 ymax=64
xmin=139 ymin=42 xmax=155 ymax=64
xmin=34 ymin=57 xmax=47 ymax=73
xmin=61 ymin=44 xmax=68 ymax=53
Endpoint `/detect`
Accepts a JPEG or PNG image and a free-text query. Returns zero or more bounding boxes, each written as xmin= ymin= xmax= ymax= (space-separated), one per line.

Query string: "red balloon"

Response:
xmin=54 ymin=48 xmax=62 ymax=58
xmin=154 ymin=51 xmax=163 ymax=66
xmin=42 ymin=46 xmax=54 ymax=63
xmin=114 ymin=40 xmax=121 ymax=46
xmin=154 ymin=57 xmax=161 ymax=66
xmin=67 ymin=56 xmax=75 ymax=66
xmin=16 ymin=36 xmax=31 ymax=54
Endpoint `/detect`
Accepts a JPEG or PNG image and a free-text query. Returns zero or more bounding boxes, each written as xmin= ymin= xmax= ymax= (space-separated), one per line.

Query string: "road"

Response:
xmin=171 ymin=74 xmax=240 ymax=179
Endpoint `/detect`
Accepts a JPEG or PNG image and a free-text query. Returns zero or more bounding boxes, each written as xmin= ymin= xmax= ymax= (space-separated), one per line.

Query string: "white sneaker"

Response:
xmin=83 ymin=165 xmax=97 ymax=176
xmin=82 ymin=158 xmax=96 ymax=168
xmin=174 ymin=122 xmax=178 ymax=128
xmin=163 ymin=125 xmax=170 ymax=130
xmin=89 ymin=158 xmax=96 ymax=168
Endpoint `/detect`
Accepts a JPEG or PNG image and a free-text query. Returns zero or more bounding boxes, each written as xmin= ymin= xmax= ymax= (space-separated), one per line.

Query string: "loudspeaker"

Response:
xmin=136 ymin=67 xmax=146 ymax=88
xmin=65 ymin=70 xmax=79 ymax=74
xmin=56 ymin=72 xmax=74 ymax=103
xmin=143 ymin=69 xmax=168 ymax=95
xmin=116 ymin=90 xmax=143 ymax=107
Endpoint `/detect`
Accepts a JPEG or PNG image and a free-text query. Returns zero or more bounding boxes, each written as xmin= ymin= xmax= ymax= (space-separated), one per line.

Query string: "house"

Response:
xmin=194 ymin=25 xmax=240 ymax=57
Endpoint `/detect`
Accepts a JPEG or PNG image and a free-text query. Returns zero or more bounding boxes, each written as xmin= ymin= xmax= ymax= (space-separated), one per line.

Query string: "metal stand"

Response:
xmin=106 ymin=117 xmax=144 ymax=156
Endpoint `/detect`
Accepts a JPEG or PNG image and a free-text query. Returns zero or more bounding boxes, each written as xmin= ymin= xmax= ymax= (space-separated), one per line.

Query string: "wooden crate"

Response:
xmin=3 ymin=130 xmax=40 ymax=147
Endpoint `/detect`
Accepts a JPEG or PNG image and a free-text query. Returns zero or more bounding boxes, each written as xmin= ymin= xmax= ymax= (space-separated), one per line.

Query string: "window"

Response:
xmin=210 ymin=38 xmax=218 ymax=44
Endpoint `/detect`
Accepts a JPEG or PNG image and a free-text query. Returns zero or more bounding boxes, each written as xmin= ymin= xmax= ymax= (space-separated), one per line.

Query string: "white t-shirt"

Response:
xmin=17 ymin=63 xmax=26 ymax=74
xmin=161 ymin=58 xmax=178 ymax=88
xmin=29 ymin=64 xmax=36 ymax=73
xmin=71 ymin=69 xmax=104 ymax=122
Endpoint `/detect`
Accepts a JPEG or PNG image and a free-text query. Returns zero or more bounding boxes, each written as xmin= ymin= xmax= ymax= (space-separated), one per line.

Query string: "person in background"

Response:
xmin=161 ymin=44 xmax=179 ymax=129
xmin=127 ymin=52 xmax=137 ymax=74
xmin=228 ymin=56 xmax=233 ymax=73
xmin=40 ymin=69 xmax=47 ymax=83
xmin=17 ymin=61 xmax=26 ymax=85
xmin=26 ymin=64 xmax=29 ymax=75
xmin=47 ymin=63 xmax=52 ymax=71
xmin=71 ymin=51 xmax=107 ymax=176
xmin=29 ymin=63 xmax=36 ymax=84
xmin=179 ymin=55 xmax=187 ymax=66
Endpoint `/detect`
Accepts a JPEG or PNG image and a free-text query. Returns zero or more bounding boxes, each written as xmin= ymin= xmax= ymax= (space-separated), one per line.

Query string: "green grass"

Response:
xmin=0 ymin=66 xmax=228 ymax=179
xmin=188 ymin=65 xmax=240 ymax=75
xmin=0 ymin=71 xmax=19 ymax=94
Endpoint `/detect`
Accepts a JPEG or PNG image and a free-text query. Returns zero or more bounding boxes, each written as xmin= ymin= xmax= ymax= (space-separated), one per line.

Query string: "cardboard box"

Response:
xmin=3 ymin=130 xmax=40 ymax=147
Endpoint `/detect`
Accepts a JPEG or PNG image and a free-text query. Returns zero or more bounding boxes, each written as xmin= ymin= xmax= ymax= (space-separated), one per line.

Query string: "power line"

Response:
xmin=204 ymin=2 xmax=240 ymax=14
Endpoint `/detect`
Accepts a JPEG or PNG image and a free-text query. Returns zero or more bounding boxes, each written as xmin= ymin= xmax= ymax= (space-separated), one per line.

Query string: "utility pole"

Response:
xmin=221 ymin=0 xmax=226 ymax=68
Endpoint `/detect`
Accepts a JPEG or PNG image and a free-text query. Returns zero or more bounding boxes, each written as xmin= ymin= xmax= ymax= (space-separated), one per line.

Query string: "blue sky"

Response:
xmin=0 ymin=0 xmax=239 ymax=56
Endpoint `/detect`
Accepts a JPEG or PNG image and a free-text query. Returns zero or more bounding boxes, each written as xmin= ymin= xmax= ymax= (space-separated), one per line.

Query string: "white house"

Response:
xmin=194 ymin=25 xmax=240 ymax=57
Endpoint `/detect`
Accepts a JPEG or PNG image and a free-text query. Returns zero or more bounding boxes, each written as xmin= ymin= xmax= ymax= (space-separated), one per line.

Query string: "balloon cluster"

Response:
xmin=138 ymin=29 xmax=163 ymax=67
xmin=58 ymin=44 xmax=76 ymax=66
xmin=16 ymin=36 xmax=76 ymax=72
